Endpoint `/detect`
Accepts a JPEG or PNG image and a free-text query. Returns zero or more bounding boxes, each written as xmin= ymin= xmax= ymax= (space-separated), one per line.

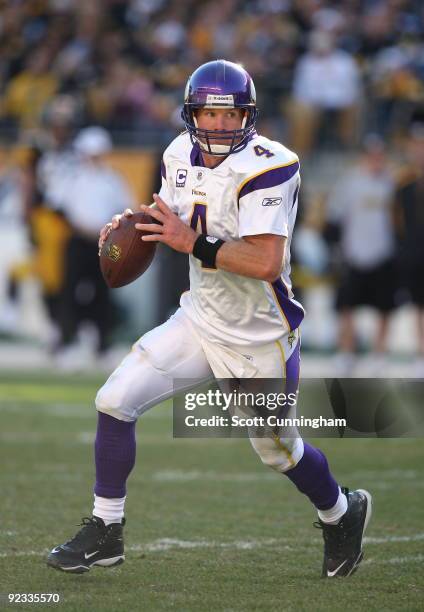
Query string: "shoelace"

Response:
xmin=64 ymin=517 xmax=104 ymax=547
xmin=314 ymin=519 xmax=358 ymax=558
xmin=313 ymin=487 xmax=354 ymax=557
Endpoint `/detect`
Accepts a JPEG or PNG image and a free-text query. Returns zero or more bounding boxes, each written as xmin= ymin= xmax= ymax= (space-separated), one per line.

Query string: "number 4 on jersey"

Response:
xmin=254 ymin=145 xmax=274 ymax=158
xmin=190 ymin=202 xmax=207 ymax=234
xmin=190 ymin=202 xmax=216 ymax=270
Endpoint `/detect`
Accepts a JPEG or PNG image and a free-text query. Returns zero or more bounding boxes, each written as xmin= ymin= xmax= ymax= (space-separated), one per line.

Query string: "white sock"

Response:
xmin=93 ymin=495 xmax=126 ymax=525
xmin=317 ymin=487 xmax=348 ymax=525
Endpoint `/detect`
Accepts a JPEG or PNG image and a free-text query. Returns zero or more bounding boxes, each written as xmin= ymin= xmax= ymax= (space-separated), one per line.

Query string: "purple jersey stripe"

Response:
xmin=190 ymin=143 xmax=205 ymax=167
xmin=271 ymin=278 xmax=304 ymax=331
xmin=238 ymin=161 xmax=299 ymax=201
xmin=161 ymin=159 xmax=166 ymax=179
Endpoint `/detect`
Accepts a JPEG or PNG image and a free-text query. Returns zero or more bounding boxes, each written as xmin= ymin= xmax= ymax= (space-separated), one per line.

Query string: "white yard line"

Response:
xmin=150 ymin=470 xmax=278 ymax=482
xmin=364 ymin=534 xmax=424 ymax=544
xmin=2 ymin=534 xmax=424 ymax=558
xmin=348 ymin=469 xmax=419 ymax=480
xmin=363 ymin=554 xmax=424 ymax=566
xmin=0 ymin=404 xmax=93 ymax=417
xmin=0 ymin=550 xmax=49 ymax=558
xmin=1 ymin=464 xmax=423 ymax=489
xmin=150 ymin=469 xmax=424 ymax=485
xmin=130 ymin=538 xmax=291 ymax=552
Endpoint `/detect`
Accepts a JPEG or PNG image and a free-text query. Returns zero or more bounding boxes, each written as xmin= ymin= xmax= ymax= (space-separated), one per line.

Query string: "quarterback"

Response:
xmin=47 ymin=60 xmax=372 ymax=577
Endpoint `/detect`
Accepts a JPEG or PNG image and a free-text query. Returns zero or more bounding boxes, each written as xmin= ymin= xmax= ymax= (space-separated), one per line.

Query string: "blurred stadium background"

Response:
xmin=1 ymin=3 xmax=424 ymax=608
xmin=0 ymin=0 xmax=423 ymax=376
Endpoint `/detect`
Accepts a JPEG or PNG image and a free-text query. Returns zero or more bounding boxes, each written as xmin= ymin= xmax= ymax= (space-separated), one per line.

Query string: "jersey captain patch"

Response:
xmin=176 ymin=169 xmax=188 ymax=187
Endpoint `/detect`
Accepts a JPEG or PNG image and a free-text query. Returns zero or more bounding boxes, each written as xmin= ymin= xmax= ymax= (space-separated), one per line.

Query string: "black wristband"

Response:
xmin=192 ymin=234 xmax=225 ymax=267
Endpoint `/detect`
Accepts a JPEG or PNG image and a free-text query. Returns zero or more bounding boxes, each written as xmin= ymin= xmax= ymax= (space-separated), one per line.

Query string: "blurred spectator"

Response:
xmin=0 ymin=46 xmax=58 ymax=133
xmin=35 ymin=95 xmax=82 ymax=218
xmin=287 ymin=29 xmax=362 ymax=156
xmin=86 ymin=58 xmax=154 ymax=131
xmin=56 ymin=126 xmax=133 ymax=368
xmin=0 ymin=149 xmax=29 ymax=334
xmin=394 ymin=120 xmax=424 ymax=373
xmin=326 ymin=135 xmax=396 ymax=372
xmin=0 ymin=0 xmax=421 ymax=149
xmin=293 ymin=193 xmax=330 ymax=278
xmin=16 ymin=95 xmax=81 ymax=350
xmin=369 ymin=34 xmax=424 ymax=138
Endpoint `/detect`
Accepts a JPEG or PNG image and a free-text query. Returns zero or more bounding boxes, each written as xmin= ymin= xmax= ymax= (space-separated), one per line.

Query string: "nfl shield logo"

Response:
xmin=197 ymin=171 xmax=203 ymax=181
xmin=106 ymin=244 xmax=122 ymax=262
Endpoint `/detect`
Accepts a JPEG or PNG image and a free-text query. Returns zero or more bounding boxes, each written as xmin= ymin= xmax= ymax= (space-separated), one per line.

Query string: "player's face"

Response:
xmin=195 ymin=108 xmax=245 ymax=145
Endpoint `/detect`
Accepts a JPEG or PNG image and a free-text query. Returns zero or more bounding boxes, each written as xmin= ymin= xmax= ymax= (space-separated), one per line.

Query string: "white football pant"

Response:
xmin=95 ymin=308 xmax=304 ymax=472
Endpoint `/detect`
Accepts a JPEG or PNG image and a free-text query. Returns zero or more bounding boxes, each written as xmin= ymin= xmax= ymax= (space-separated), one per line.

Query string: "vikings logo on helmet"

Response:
xmin=182 ymin=60 xmax=258 ymax=156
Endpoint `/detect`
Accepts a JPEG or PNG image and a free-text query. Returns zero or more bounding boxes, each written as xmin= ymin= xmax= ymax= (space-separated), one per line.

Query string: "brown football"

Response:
xmin=100 ymin=211 xmax=157 ymax=288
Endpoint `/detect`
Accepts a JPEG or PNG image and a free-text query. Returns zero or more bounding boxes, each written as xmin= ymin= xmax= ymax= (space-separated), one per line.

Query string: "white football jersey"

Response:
xmin=159 ymin=131 xmax=304 ymax=346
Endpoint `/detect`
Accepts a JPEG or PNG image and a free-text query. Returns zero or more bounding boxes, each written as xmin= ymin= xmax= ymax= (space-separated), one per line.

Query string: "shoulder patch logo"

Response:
xmin=262 ymin=197 xmax=282 ymax=207
xmin=176 ymin=168 xmax=187 ymax=187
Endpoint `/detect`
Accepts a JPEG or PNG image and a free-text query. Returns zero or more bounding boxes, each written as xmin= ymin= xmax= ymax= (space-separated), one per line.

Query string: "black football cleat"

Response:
xmin=47 ymin=516 xmax=125 ymax=574
xmin=315 ymin=488 xmax=372 ymax=578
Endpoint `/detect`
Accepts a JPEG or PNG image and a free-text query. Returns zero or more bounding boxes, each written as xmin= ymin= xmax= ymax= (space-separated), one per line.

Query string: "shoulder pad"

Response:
xmin=233 ymin=135 xmax=299 ymax=197
xmin=162 ymin=132 xmax=192 ymax=164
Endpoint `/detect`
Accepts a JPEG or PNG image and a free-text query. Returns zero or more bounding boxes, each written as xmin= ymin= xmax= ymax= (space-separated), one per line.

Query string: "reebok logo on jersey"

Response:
xmin=262 ymin=197 xmax=282 ymax=207
xmin=192 ymin=189 xmax=206 ymax=197
xmin=176 ymin=169 xmax=187 ymax=187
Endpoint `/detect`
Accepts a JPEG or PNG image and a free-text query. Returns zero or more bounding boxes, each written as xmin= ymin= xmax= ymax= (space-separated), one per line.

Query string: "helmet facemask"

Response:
xmin=183 ymin=105 xmax=258 ymax=156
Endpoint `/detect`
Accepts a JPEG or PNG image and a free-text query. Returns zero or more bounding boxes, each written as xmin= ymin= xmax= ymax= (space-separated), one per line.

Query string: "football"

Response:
xmin=100 ymin=211 xmax=157 ymax=288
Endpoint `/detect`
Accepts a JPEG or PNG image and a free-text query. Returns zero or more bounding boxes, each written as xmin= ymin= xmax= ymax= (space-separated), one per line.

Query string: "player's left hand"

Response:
xmin=136 ymin=193 xmax=198 ymax=254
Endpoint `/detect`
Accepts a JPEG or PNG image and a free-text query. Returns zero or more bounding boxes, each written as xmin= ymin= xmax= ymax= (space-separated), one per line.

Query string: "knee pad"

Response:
xmin=95 ymin=383 xmax=135 ymax=422
xmin=95 ymin=349 xmax=150 ymax=421
xmin=95 ymin=343 xmax=180 ymax=421
xmin=249 ymin=435 xmax=304 ymax=473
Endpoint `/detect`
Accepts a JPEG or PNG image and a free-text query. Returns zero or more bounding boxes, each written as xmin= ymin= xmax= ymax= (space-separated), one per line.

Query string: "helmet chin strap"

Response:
xmin=199 ymin=141 xmax=232 ymax=154
xmin=193 ymin=113 xmax=247 ymax=155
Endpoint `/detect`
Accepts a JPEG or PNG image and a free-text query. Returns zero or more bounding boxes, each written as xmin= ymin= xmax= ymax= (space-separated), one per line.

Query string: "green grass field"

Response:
xmin=0 ymin=373 xmax=423 ymax=611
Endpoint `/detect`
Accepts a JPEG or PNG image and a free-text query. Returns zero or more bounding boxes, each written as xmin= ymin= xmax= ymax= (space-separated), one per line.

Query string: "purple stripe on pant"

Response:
xmin=285 ymin=338 xmax=300 ymax=398
xmin=272 ymin=279 xmax=305 ymax=332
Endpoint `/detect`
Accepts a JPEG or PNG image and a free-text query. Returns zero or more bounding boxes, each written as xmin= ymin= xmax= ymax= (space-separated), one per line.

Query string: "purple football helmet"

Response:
xmin=182 ymin=60 xmax=258 ymax=156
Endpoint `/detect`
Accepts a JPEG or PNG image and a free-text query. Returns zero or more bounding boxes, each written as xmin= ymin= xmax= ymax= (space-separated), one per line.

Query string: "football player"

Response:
xmin=47 ymin=60 xmax=372 ymax=577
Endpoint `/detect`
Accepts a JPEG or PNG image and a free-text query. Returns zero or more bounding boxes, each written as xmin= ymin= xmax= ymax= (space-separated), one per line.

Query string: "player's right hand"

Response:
xmin=98 ymin=208 xmax=133 ymax=254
